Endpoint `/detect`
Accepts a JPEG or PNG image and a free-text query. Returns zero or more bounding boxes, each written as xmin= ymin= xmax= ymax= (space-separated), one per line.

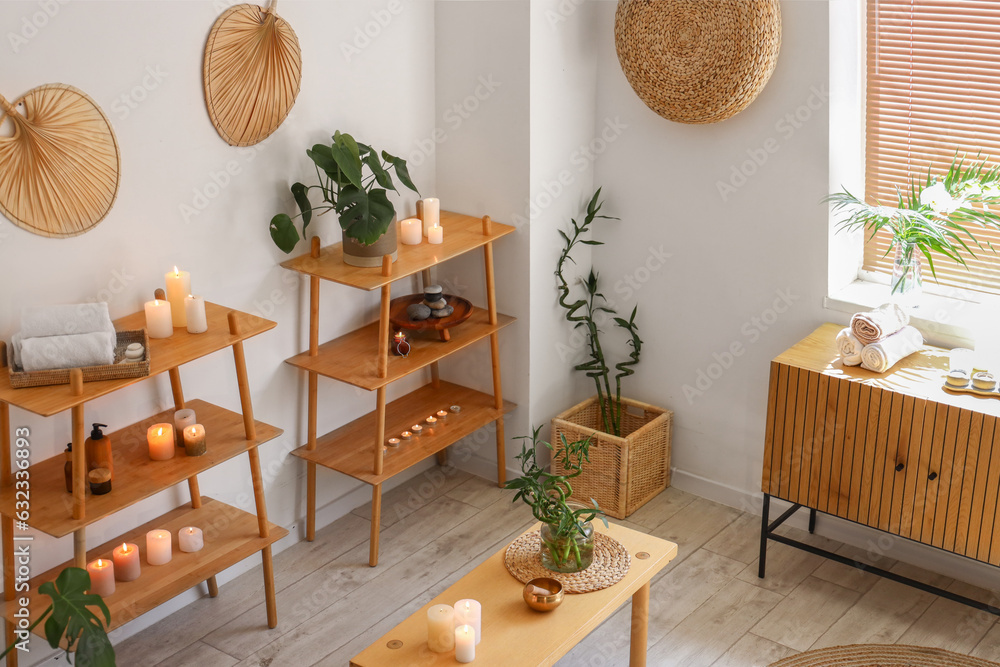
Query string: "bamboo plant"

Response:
xmin=555 ymin=188 xmax=642 ymax=437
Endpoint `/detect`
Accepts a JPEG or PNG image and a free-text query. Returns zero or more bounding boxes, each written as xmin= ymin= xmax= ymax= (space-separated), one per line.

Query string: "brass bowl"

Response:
xmin=523 ymin=577 xmax=564 ymax=611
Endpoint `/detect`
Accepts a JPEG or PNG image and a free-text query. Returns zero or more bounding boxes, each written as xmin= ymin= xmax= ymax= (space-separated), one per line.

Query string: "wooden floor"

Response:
xmin=116 ymin=469 xmax=1000 ymax=666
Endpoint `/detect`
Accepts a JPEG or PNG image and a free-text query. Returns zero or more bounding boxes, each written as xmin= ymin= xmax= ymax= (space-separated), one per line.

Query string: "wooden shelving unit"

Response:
xmin=282 ymin=211 xmax=516 ymax=566
xmin=0 ymin=302 xmax=285 ymax=665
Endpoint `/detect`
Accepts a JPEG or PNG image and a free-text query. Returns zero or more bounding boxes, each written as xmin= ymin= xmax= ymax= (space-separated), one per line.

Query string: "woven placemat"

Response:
xmin=768 ymin=644 xmax=1000 ymax=667
xmin=504 ymin=531 xmax=630 ymax=594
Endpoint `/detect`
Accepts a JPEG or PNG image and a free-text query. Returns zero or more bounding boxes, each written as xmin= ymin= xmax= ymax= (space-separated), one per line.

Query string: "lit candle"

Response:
xmin=112 ymin=543 xmax=141 ymax=582
xmin=422 ymin=198 xmax=440 ymax=237
xmin=428 ymin=224 xmax=443 ymax=245
xmin=387 ymin=438 xmax=400 ymax=447
xmin=144 ymin=299 xmax=173 ymax=339
xmin=173 ymin=409 xmax=196 ymax=447
xmin=400 ymin=217 xmax=423 ymax=245
xmin=411 ymin=424 xmax=423 ymax=436
xmin=427 ymin=604 xmax=454 ymax=653
xmin=436 ymin=410 xmax=449 ymax=420
xmin=147 ymin=424 xmax=175 ymax=461
xmin=164 ymin=267 xmax=190 ymax=327
xmin=455 ymin=624 xmax=475 ymax=663
xmin=400 ymin=431 xmax=412 ymax=440
xmin=183 ymin=424 xmax=207 ymax=457
xmin=184 ymin=295 xmax=208 ymax=334
xmin=178 ymin=526 xmax=204 ymax=552
xmin=86 ymin=558 xmax=115 ymax=597
xmin=146 ymin=529 xmax=172 ymax=565
xmin=454 ymin=599 xmax=481 ymax=644
xmin=426 ymin=416 xmax=437 ymax=425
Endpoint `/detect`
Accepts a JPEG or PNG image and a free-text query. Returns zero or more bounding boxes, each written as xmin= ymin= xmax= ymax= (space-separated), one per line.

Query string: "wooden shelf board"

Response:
xmin=285 ymin=310 xmax=514 ymax=390
xmin=292 ymin=381 xmax=515 ymax=485
xmin=0 ymin=303 xmax=276 ymax=417
xmin=280 ymin=211 xmax=515 ymax=291
xmin=0 ymin=399 xmax=281 ymax=538
xmin=0 ymin=497 xmax=287 ymax=636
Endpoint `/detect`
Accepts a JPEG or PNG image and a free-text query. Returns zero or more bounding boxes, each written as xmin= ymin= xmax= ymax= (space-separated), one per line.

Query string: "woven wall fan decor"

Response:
xmin=203 ymin=0 xmax=302 ymax=147
xmin=0 ymin=84 xmax=121 ymax=238
xmin=615 ymin=0 xmax=781 ymax=124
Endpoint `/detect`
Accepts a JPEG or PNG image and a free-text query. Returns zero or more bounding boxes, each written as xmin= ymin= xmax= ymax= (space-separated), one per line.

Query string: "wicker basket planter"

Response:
xmin=551 ymin=396 xmax=672 ymax=520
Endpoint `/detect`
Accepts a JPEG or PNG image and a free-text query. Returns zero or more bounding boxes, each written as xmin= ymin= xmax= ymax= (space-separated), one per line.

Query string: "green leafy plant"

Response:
xmin=269 ymin=130 xmax=420 ymax=253
xmin=504 ymin=426 xmax=608 ymax=571
xmin=0 ymin=567 xmax=115 ymax=666
xmin=555 ymin=188 xmax=642 ymax=437
xmin=826 ymin=153 xmax=1000 ymax=293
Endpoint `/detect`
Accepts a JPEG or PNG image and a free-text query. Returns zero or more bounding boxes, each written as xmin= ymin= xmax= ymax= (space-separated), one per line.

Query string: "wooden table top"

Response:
xmin=350 ymin=521 xmax=677 ymax=667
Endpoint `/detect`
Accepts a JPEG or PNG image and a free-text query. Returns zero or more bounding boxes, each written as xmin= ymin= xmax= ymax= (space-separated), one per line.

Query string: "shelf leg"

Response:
xmin=70 ymin=370 xmax=86 ymax=521
xmin=374 ymin=387 xmax=386 ymax=477
xmin=247 ymin=447 xmax=270 ymax=539
xmin=168 ymin=367 xmax=185 ymax=410
xmin=186 ymin=478 xmax=219 ymax=595
xmin=228 ymin=312 xmax=257 ymax=441
xmin=376 ymin=255 xmax=392 ymax=379
xmin=306 ymin=462 xmax=317 ymax=543
xmin=629 ymin=582 xmax=650 ymax=667
xmin=482 ymin=233 xmax=506 ymax=487
xmin=307 ymin=264 xmax=320 ymax=543
xmin=261 ymin=545 xmax=277 ymax=628
xmin=369 ymin=484 xmax=382 ymax=567
xmin=1 ymin=400 xmax=16 ymax=667
xmin=73 ymin=528 xmax=86 ymax=569
xmin=436 ymin=450 xmax=448 ymax=466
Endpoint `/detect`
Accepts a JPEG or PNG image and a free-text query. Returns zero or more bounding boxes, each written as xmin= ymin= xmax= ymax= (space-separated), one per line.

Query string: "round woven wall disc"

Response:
xmin=203 ymin=1 xmax=302 ymax=146
xmin=0 ymin=84 xmax=121 ymax=238
xmin=615 ymin=0 xmax=782 ymax=124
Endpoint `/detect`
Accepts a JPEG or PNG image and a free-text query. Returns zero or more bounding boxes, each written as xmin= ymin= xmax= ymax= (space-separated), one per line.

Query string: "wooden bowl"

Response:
xmin=388 ymin=294 xmax=474 ymax=342
xmin=523 ymin=578 xmax=564 ymax=612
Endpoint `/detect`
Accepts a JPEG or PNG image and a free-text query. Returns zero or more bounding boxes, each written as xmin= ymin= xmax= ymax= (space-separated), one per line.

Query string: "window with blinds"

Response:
xmin=864 ymin=0 xmax=1000 ymax=295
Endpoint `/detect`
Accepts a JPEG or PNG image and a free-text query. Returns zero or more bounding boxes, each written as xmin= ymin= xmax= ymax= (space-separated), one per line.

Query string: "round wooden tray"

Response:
xmin=389 ymin=294 xmax=474 ymax=342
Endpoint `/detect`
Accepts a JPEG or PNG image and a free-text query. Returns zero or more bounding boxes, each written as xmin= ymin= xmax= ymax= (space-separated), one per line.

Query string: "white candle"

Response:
xmin=165 ymin=267 xmax=190 ymax=328
xmin=178 ymin=526 xmax=204 ymax=552
xmin=400 ymin=217 xmax=423 ymax=245
xmin=173 ymin=409 xmax=196 ymax=447
xmin=422 ymin=198 xmax=440 ymax=236
xmin=427 ymin=604 xmax=454 ymax=653
xmin=184 ymin=294 xmax=208 ymax=334
xmin=146 ymin=529 xmax=172 ymax=565
xmin=428 ymin=224 xmax=443 ymax=245
xmin=455 ymin=599 xmax=481 ymax=644
xmin=86 ymin=558 xmax=116 ymax=597
xmin=147 ymin=424 xmax=175 ymax=461
xmin=112 ymin=543 xmax=141 ymax=582
xmin=144 ymin=299 xmax=173 ymax=339
xmin=455 ymin=624 xmax=475 ymax=663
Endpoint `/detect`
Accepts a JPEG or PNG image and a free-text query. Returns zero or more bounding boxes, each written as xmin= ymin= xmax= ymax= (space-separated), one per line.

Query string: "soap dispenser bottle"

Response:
xmin=85 ymin=423 xmax=113 ymax=480
xmin=63 ymin=443 xmax=73 ymax=493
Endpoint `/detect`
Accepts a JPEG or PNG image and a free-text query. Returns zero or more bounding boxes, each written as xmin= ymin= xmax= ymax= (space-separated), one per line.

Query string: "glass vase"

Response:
xmin=891 ymin=240 xmax=922 ymax=306
xmin=539 ymin=518 xmax=595 ymax=574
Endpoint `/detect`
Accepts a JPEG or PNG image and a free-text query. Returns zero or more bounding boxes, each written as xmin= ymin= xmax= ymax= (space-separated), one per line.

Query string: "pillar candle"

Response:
xmin=428 ymin=224 xmax=443 ymax=245
xmin=183 ymin=424 xmax=207 ymax=457
xmin=455 ymin=624 xmax=475 ymax=663
xmin=112 ymin=543 xmax=141 ymax=582
xmin=146 ymin=529 xmax=172 ymax=565
xmin=454 ymin=599 xmax=481 ymax=644
xmin=422 ymin=198 xmax=440 ymax=236
xmin=144 ymin=299 xmax=173 ymax=339
xmin=173 ymin=409 xmax=196 ymax=447
xmin=86 ymin=558 xmax=115 ymax=597
xmin=400 ymin=217 xmax=422 ymax=245
xmin=165 ymin=267 xmax=190 ymax=327
xmin=427 ymin=604 xmax=454 ymax=653
xmin=147 ymin=424 xmax=175 ymax=461
xmin=184 ymin=295 xmax=208 ymax=334
xmin=178 ymin=526 xmax=204 ymax=552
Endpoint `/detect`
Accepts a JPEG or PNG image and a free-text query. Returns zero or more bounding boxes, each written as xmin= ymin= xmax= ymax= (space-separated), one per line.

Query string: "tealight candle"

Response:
xmin=146 ymin=529 xmax=172 ymax=565
xmin=426 ymin=416 xmax=437 ymax=425
xmin=112 ymin=542 xmax=141 ymax=581
xmin=421 ymin=198 xmax=440 ymax=237
xmin=147 ymin=424 xmax=175 ymax=461
xmin=450 ymin=405 xmax=461 ymax=414
xmin=387 ymin=438 xmax=401 ymax=447
xmin=455 ymin=599 xmax=481 ymax=644
xmin=144 ymin=299 xmax=173 ymax=339
xmin=436 ymin=410 xmax=449 ymax=420
xmin=86 ymin=558 xmax=115 ymax=597
xmin=411 ymin=424 xmax=423 ymax=435
xmin=400 ymin=217 xmax=423 ymax=245
xmin=165 ymin=267 xmax=191 ymax=327
xmin=173 ymin=409 xmax=196 ymax=447
xmin=183 ymin=424 xmax=207 ymax=457
xmin=184 ymin=294 xmax=208 ymax=334
xmin=178 ymin=526 xmax=204 ymax=552
xmin=400 ymin=431 xmax=413 ymax=440
xmin=427 ymin=604 xmax=454 ymax=653
xmin=455 ymin=624 xmax=475 ymax=663
xmin=428 ymin=224 xmax=444 ymax=245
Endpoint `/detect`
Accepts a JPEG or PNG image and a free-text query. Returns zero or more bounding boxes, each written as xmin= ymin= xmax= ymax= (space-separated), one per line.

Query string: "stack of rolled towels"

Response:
xmin=9 ymin=303 xmax=116 ymax=372
xmin=837 ymin=303 xmax=924 ymax=373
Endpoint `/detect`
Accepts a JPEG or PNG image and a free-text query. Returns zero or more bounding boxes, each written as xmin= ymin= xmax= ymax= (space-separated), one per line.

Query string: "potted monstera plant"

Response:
xmin=269 ymin=131 xmax=419 ymax=267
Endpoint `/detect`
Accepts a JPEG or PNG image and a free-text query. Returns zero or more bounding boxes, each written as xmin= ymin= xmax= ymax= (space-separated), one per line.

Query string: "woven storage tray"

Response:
xmin=8 ymin=329 xmax=150 ymax=388
xmin=551 ymin=396 xmax=672 ymax=520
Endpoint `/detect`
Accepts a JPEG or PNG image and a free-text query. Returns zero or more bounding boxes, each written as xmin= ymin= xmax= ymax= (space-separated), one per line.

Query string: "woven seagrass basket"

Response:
xmin=551 ymin=396 xmax=672 ymax=519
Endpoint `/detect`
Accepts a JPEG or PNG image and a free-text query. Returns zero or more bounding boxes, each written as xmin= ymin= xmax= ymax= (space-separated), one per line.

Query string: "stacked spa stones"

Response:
xmin=406 ymin=285 xmax=454 ymax=321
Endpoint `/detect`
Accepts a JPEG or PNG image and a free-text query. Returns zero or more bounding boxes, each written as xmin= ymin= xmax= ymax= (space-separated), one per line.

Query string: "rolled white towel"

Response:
xmin=836 ymin=327 xmax=863 ymax=366
xmin=19 ymin=331 xmax=116 ymax=372
xmin=860 ymin=326 xmax=924 ymax=373
xmin=851 ymin=303 xmax=909 ymax=345
xmin=21 ymin=303 xmax=114 ymax=339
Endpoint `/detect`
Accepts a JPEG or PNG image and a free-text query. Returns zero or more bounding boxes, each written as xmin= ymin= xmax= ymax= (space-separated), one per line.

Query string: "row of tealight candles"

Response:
xmin=144 ymin=267 xmax=209 ymax=338
xmin=387 ymin=406 xmax=459 ymax=447
xmin=400 ymin=198 xmax=444 ymax=246
xmin=147 ymin=408 xmax=208 ymax=459
xmin=86 ymin=526 xmax=204 ymax=597
xmin=428 ymin=599 xmax=481 ymax=663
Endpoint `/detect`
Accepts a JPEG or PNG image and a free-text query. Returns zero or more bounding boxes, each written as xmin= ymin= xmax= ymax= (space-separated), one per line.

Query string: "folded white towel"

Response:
xmin=836 ymin=327 xmax=863 ymax=366
xmin=19 ymin=331 xmax=116 ymax=372
xmin=860 ymin=326 xmax=924 ymax=373
xmin=20 ymin=303 xmax=114 ymax=339
xmin=851 ymin=303 xmax=909 ymax=345
xmin=9 ymin=332 xmax=22 ymax=371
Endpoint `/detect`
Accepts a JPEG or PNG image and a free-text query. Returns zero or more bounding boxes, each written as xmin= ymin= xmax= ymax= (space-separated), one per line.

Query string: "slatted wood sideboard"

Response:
xmin=760 ymin=322 xmax=1000 ymax=613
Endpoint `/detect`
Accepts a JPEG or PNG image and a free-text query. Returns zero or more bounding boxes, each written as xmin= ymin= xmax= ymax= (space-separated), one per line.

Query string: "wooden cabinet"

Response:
xmin=0 ymin=302 xmax=285 ymax=665
xmin=761 ymin=323 xmax=1000 ymax=611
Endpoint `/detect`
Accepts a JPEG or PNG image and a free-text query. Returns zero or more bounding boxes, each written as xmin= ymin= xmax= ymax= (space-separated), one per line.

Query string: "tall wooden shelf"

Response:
xmin=282 ymin=211 xmax=516 ymax=566
xmin=0 ymin=303 xmax=285 ymax=665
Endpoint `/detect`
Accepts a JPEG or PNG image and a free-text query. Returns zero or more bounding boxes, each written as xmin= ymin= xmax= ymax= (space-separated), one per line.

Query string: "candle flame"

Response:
xmin=465 ymin=601 xmax=470 ymax=611
xmin=188 ymin=528 xmax=194 ymax=534
xmin=173 ymin=266 xmax=179 ymax=276
xmin=121 ymin=543 xmax=129 ymax=553
xmin=96 ymin=558 xmax=104 ymax=567
xmin=156 ymin=427 xmax=163 ymax=437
